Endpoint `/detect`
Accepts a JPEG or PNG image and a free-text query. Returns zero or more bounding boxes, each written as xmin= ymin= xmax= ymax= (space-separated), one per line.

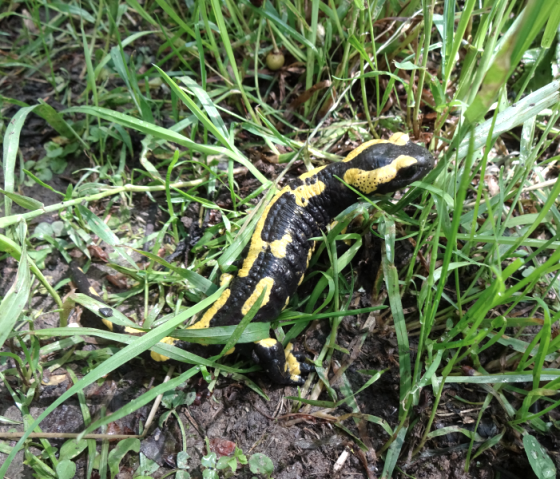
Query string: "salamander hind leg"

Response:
xmin=253 ymin=339 xmax=314 ymax=385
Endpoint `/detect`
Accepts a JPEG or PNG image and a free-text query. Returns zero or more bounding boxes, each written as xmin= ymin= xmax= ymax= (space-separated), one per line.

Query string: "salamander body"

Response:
xmin=174 ymin=133 xmax=434 ymax=384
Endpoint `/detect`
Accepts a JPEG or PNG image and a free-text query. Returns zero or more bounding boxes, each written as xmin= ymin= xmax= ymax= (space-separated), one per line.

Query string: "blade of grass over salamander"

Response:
xmin=218 ymin=287 xmax=267 ymax=358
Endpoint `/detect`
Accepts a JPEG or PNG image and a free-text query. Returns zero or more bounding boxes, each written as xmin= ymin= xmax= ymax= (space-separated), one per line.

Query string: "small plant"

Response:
xmin=202 ymin=437 xmax=248 ymax=478
xmin=249 ymin=453 xmax=274 ymax=479
xmin=24 ymin=138 xmax=78 ymax=184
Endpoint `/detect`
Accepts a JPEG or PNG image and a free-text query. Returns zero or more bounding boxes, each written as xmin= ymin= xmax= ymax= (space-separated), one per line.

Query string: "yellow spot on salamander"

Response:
xmin=284 ymin=342 xmax=302 ymax=377
xmin=124 ymin=326 xmax=142 ymax=334
xmin=343 ymin=155 xmax=418 ymax=194
xmin=342 ymin=133 xmax=410 ymax=163
xmin=189 ymin=289 xmax=231 ymax=329
xmin=299 ymin=164 xmax=327 ymax=180
xmin=220 ymin=273 xmax=234 ymax=286
xmin=241 ymin=277 xmax=274 ymax=315
xmin=256 ymin=337 xmax=278 ymax=348
xmin=389 ymin=132 xmax=410 ymax=145
xmin=290 ymin=180 xmax=326 ymax=207
xmin=101 ymin=318 xmax=114 ymax=331
xmin=224 ymin=347 xmax=236 ymax=355
xmin=151 ymin=336 xmax=179 ymax=362
xmin=269 ymin=233 xmax=292 ymax=259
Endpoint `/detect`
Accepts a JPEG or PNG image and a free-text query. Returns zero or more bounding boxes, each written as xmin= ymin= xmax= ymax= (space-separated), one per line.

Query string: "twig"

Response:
xmin=142 ymin=365 xmax=175 ymax=436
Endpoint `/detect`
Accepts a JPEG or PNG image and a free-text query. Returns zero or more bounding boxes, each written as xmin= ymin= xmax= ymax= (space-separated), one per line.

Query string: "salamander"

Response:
xmin=70 ymin=133 xmax=434 ymax=385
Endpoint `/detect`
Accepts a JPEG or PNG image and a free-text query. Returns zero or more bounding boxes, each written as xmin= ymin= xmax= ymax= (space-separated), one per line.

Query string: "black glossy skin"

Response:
xmin=202 ymin=140 xmax=434 ymax=330
xmin=188 ymin=137 xmax=434 ymax=385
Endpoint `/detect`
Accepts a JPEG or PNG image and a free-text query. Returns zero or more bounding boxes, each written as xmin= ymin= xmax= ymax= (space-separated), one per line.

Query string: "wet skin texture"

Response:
xmin=71 ymin=133 xmax=434 ymax=385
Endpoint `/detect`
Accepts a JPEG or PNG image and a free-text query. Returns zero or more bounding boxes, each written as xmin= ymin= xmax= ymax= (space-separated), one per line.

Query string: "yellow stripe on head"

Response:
xmin=388 ymin=132 xmax=409 ymax=145
xmin=343 ymin=155 xmax=418 ymax=194
xmin=342 ymin=133 xmax=410 ymax=163
xmin=255 ymin=338 xmax=278 ymax=348
xmin=342 ymin=139 xmax=387 ymax=163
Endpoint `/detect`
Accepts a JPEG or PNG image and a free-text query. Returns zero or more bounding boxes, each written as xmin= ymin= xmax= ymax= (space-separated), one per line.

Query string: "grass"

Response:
xmin=1 ymin=0 xmax=560 ymax=478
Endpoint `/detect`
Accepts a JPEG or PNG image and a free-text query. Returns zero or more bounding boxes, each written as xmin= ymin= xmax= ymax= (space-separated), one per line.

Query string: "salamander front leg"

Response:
xmin=253 ymin=339 xmax=313 ymax=385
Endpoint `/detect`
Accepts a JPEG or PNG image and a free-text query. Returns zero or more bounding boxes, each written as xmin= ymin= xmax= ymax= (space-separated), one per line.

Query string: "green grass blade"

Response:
xmin=0 ymin=222 xmax=30 ymax=351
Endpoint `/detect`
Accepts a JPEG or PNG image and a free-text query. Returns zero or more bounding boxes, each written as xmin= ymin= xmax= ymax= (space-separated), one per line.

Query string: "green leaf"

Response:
xmin=135 ymin=453 xmax=160 ymax=477
xmin=249 ymin=453 xmax=274 ymax=476
xmin=46 ymin=2 xmax=95 ymax=22
xmin=523 ymin=434 xmax=556 ymax=479
xmin=22 ymin=169 xmax=64 ymax=195
xmin=0 ymin=189 xmax=44 ymax=211
xmin=70 ymin=293 xmax=140 ymax=329
xmin=55 ymin=460 xmax=77 ymax=479
xmin=201 ymin=452 xmax=217 ymax=468
xmin=77 ymin=204 xmax=119 ymax=246
xmin=216 ymin=455 xmax=232 ymax=470
xmin=381 ymin=426 xmax=407 ymax=479
xmin=541 ymin=0 xmax=560 ymax=48
xmin=64 ymin=105 xmax=224 ymax=156
xmin=177 ymin=450 xmax=190 ymax=469
xmin=59 ymin=439 xmax=88 ymax=461
xmin=44 ymin=141 xmax=63 ymax=158
xmin=76 ymin=205 xmax=136 ymax=266
xmin=177 ymin=76 xmax=228 ymax=139
xmin=132 ymin=248 xmax=215 ymax=295
xmin=241 ymin=0 xmax=317 ymax=53
xmin=1 ymin=96 xmax=82 ymax=144
xmin=381 ymin=216 xmax=411 ymax=419
xmin=393 ymin=60 xmax=423 ymax=70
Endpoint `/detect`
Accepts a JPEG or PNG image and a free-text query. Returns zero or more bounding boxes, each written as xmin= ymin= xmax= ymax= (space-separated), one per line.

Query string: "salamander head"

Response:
xmin=376 ymin=140 xmax=435 ymax=193
xmin=342 ymin=135 xmax=435 ymax=195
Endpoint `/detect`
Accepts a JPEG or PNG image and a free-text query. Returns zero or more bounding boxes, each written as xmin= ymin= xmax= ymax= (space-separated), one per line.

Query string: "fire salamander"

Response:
xmin=70 ymin=133 xmax=434 ymax=385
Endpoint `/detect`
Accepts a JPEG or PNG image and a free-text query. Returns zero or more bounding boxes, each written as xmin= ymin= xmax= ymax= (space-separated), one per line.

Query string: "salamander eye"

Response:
xmin=399 ymin=165 xmax=418 ymax=180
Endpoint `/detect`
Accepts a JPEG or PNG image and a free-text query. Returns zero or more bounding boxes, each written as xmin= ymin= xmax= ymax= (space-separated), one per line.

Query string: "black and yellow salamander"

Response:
xmin=70 ymin=133 xmax=434 ymax=385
